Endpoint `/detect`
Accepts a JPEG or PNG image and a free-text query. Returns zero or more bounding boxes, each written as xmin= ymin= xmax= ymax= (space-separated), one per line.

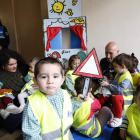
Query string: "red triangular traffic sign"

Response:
xmin=73 ymin=48 xmax=103 ymax=79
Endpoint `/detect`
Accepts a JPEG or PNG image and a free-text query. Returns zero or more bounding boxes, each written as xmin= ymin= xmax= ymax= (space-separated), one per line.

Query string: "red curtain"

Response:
xmin=46 ymin=27 xmax=62 ymax=51
xmin=70 ymin=25 xmax=87 ymax=50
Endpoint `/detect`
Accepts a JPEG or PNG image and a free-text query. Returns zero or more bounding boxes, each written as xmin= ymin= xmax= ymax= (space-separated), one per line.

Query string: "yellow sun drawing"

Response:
xmin=50 ymin=0 xmax=66 ymax=15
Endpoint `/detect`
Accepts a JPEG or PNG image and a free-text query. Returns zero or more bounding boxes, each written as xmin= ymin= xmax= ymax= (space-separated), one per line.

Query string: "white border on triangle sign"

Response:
xmin=73 ymin=48 xmax=103 ymax=79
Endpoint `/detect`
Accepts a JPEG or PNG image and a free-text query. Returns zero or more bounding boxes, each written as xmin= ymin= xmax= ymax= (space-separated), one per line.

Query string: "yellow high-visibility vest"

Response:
xmin=132 ymin=72 xmax=140 ymax=87
xmin=126 ymin=103 xmax=140 ymax=140
xmin=65 ymin=70 xmax=79 ymax=86
xmin=21 ymin=71 xmax=34 ymax=93
xmin=72 ymin=98 xmax=101 ymax=138
xmin=115 ymin=71 xmax=134 ymax=109
xmin=0 ymin=92 xmax=12 ymax=98
xmin=28 ymin=89 xmax=73 ymax=140
xmin=65 ymin=70 xmax=79 ymax=96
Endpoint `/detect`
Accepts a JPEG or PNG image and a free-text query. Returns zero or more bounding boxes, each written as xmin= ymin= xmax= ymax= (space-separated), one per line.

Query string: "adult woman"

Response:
xmin=0 ymin=49 xmax=29 ymax=133
xmin=0 ymin=49 xmax=29 ymax=97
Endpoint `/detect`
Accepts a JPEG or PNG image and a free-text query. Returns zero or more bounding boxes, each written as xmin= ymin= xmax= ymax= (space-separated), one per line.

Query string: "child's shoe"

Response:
xmin=0 ymin=109 xmax=10 ymax=119
xmin=6 ymin=103 xmax=19 ymax=114
xmin=108 ymin=117 xmax=122 ymax=127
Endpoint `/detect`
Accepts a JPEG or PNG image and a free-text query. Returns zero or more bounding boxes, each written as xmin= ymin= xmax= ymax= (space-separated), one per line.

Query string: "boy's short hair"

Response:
xmin=112 ymin=53 xmax=132 ymax=70
xmin=75 ymin=77 xmax=92 ymax=95
xmin=30 ymin=57 xmax=40 ymax=64
xmin=34 ymin=57 xmax=63 ymax=79
xmin=68 ymin=55 xmax=81 ymax=70
xmin=136 ymin=85 xmax=140 ymax=96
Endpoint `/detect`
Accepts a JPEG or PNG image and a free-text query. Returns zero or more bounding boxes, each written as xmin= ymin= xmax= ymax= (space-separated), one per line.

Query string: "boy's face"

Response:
xmin=134 ymin=92 xmax=140 ymax=109
xmin=29 ymin=62 xmax=35 ymax=73
xmin=113 ymin=62 xmax=125 ymax=75
xmin=36 ymin=63 xmax=65 ymax=96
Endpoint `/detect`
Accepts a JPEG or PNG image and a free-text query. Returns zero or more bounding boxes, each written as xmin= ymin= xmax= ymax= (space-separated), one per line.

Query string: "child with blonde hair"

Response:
xmin=17 ymin=57 xmax=40 ymax=112
xmin=65 ymin=55 xmax=81 ymax=96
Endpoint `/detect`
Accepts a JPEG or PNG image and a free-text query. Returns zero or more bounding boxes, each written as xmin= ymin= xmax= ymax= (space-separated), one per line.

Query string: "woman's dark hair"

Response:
xmin=68 ymin=55 xmax=81 ymax=70
xmin=130 ymin=53 xmax=139 ymax=73
xmin=0 ymin=49 xmax=27 ymax=70
xmin=34 ymin=57 xmax=63 ymax=79
xmin=112 ymin=53 xmax=132 ymax=70
xmin=74 ymin=77 xmax=92 ymax=95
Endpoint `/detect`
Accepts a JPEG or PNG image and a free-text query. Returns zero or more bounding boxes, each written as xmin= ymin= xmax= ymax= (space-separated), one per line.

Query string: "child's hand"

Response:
xmin=100 ymin=81 xmax=110 ymax=88
xmin=76 ymin=94 xmax=84 ymax=103
xmin=30 ymin=73 xmax=34 ymax=77
xmin=88 ymin=92 xmax=94 ymax=98
xmin=73 ymin=90 xmax=77 ymax=96
xmin=0 ymin=86 xmax=2 ymax=89
xmin=119 ymin=129 xmax=127 ymax=140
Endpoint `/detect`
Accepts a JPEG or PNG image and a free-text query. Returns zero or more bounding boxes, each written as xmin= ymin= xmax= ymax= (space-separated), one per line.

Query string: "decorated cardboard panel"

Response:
xmin=47 ymin=0 xmax=81 ymax=20
xmin=46 ymin=49 xmax=86 ymax=74
xmin=43 ymin=17 xmax=87 ymax=50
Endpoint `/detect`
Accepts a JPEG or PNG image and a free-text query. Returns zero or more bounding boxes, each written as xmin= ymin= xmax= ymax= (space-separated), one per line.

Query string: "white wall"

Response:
xmin=82 ymin=0 xmax=140 ymax=69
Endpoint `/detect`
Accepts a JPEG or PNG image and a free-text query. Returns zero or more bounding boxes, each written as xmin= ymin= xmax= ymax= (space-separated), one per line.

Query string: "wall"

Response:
xmin=81 ymin=0 xmax=140 ymax=69
xmin=13 ymin=0 xmax=44 ymax=62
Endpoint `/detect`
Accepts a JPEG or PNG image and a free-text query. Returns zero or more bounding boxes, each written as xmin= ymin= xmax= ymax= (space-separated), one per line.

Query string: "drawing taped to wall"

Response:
xmin=46 ymin=49 xmax=86 ymax=74
xmin=47 ymin=0 xmax=81 ymax=20
xmin=70 ymin=17 xmax=84 ymax=24
xmin=65 ymin=9 xmax=73 ymax=16
xmin=72 ymin=0 xmax=78 ymax=6
xmin=50 ymin=0 xmax=66 ymax=15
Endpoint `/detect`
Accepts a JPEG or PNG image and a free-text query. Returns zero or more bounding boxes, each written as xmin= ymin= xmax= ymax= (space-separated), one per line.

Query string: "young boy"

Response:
xmin=72 ymin=77 xmax=113 ymax=138
xmin=99 ymin=53 xmax=134 ymax=127
xmin=110 ymin=85 xmax=140 ymax=140
xmin=22 ymin=57 xmax=85 ymax=140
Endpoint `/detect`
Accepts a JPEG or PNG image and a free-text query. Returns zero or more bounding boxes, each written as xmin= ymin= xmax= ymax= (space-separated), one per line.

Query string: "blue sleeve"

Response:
xmin=109 ymin=79 xmax=132 ymax=95
xmin=65 ymin=75 xmax=74 ymax=94
xmin=22 ymin=102 xmax=42 ymax=140
xmin=71 ymin=97 xmax=82 ymax=114
xmin=24 ymin=74 xmax=32 ymax=83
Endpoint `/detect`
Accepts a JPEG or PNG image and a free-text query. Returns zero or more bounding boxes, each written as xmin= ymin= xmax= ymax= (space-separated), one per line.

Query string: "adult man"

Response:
xmin=100 ymin=42 xmax=119 ymax=73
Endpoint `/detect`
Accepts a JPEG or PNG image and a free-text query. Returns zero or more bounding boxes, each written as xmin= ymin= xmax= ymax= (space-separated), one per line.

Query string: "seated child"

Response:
xmin=17 ymin=57 xmax=40 ymax=112
xmin=99 ymin=53 xmax=134 ymax=127
xmin=22 ymin=57 xmax=85 ymax=140
xmin=130 ymin=53 xmax=140 ymax=88
xmin=0 ymin=82 xmax=19 ymax=119
xmin=65 ymin=55 xmax=81 ymax=96
xmin=72 ymin=77 xmax=113 ymax=138
xmin=110 ymin=84 xmax=140 ymax=140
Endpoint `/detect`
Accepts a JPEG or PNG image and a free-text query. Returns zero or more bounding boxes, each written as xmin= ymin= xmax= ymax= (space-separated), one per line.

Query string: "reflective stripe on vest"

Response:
xmin=126 ymin=103 xmax=140 ymax=140
xmin=0 ymin=92 xmax=12 ymax=98
xmin=28 ymin=89 xmax=73 ymax=140
xmin=116 ymin=71 xmax=134 ymax=109
xmin=41 ymin=125 xmax=72 ymax=140
xmin=72 ymin=98 xmax=101 ymax=138
xmin=21 ymin=79 xmax=34 ymax=93
xmin=65 ymin=70 xmax=79 ymax=85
